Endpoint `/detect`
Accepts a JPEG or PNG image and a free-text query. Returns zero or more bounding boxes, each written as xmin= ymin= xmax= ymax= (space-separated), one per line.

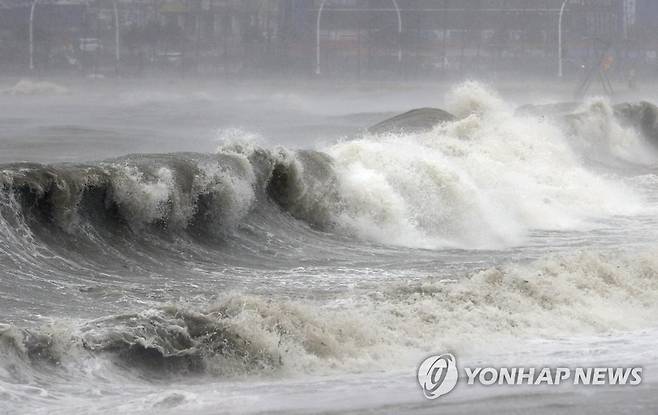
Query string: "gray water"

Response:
xmin=1 ymin=78 xmax=658 ymax=414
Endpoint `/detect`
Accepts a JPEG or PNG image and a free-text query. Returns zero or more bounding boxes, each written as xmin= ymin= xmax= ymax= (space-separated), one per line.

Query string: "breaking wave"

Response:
xmin=2 ymin=249 xmax=658 ymax=380
xmin=0 ymin=83 xmax=652 ymax=253
xmin=2 ymin=83 xmax=658 ymax=411
xmin=568 ymin=98 xmax=658 ymax=165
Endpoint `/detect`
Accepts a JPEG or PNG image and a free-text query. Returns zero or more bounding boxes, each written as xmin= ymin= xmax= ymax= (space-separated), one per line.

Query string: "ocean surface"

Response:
xmin=1 ymin=78 xmax=658 ymax=414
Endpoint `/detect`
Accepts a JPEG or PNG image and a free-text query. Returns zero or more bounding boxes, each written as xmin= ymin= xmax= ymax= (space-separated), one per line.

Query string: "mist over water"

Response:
xmin=2 ymin=76 xmax=658 ymax=414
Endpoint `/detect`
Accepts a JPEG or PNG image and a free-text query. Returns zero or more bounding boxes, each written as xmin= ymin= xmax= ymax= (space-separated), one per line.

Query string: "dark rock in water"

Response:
xmin=367 ymin=107 xmax=455 ymax=134
xmin=613 ymin=101 xmax=658 ymax=144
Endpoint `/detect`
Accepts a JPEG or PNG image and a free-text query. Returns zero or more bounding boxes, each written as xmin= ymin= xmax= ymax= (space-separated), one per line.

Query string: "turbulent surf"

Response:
xmin=2 ymin=82 xmax=658 ymax=413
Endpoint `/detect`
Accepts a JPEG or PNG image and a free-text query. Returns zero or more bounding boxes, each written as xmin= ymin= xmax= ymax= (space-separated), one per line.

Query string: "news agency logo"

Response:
xmin=417 ymin=353 xmax=643 ymax=400
xmin=417 ymin=353 xmax=459 ymax=399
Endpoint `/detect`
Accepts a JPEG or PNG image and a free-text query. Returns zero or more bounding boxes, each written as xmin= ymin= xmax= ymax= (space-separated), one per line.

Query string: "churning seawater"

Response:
xmin=2 ymin=80 xmax=658 ymax=414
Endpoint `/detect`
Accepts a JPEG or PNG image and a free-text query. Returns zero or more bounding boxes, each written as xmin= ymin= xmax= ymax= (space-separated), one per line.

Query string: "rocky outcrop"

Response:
xmin=367 ymin=107 xmax=455 ymax=134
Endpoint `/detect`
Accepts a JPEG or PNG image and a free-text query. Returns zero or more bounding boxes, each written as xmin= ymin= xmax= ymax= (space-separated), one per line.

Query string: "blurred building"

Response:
xmin=1 ymin=0 xmax=657 ymax=79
